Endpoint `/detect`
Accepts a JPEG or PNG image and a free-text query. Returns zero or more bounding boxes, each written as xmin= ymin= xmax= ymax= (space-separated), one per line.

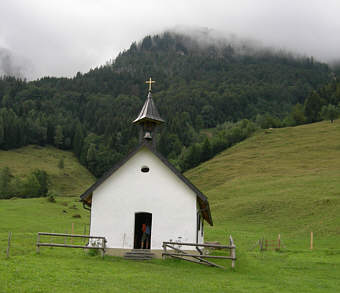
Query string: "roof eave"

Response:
xmin=132 ymin=116 xmax=165 ymax=125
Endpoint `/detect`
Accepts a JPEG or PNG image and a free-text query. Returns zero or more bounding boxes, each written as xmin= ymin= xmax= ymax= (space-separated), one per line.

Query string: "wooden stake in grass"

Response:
xmin=278 ymin=234 xmax=281 ymax=250
xmin=310 ymin=232 xmax=313 ymax=250
xmin=36 ymin=233 xmax=40 ymax=254
xmin=229 ymin=235 xmax=236 ymax=269
xmin=6 ymin=232 xmax=12 ymax=259
xmin=83 ymin=224 xmax=87 ymax=244
xmin=71 ymin=223 xmax=74 ymax=244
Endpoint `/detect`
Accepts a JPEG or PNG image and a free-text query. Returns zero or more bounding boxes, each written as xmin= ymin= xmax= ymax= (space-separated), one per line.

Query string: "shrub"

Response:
xmin=47 ymin=195 xmax=56 ymax=203
xmin=88 ymin=248 xmax=99 ymax=256
xmin=58 ymin=157 xmax=64 ymax=169
xmin=0 ymin=166 xmax=13 ymax=199
xmin=320 ymin=104 xmax=340 ymax=123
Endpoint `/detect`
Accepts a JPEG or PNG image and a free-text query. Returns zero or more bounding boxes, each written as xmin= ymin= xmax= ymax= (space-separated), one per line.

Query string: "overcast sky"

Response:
xmin=0 ymin=0 xmax=339 ymax=80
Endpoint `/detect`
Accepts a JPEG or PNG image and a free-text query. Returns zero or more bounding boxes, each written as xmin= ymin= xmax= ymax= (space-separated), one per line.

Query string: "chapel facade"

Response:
xmin=80 ymin=78 xmax=212 ymax=257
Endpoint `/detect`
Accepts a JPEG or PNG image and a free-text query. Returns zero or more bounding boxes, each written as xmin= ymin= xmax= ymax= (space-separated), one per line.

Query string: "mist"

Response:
xmin=0 ymin=0 xmax=339 ymax=80
xmin=0 ymin=48 xmax=27 ymax=78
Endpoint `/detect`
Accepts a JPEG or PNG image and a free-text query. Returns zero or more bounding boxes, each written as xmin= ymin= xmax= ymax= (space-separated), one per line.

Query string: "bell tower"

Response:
xmin=133 ymin=77 xmax=164 ymax=147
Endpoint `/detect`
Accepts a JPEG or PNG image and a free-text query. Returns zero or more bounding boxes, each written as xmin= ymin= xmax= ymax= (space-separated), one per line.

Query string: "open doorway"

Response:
xmin=134 ymin=212 xmax=152 ymax=249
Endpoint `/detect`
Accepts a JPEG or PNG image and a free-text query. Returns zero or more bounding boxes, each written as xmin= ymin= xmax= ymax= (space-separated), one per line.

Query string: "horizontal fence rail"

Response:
xmin=36 ymin=232 xmax=107 ymax=257
xmin=259 ymin=235 xmax=281 ymax=251
xmin=37 ymin=232 xmax=106 ymax=239
xmin=162 ymin=241 xmax=233 ymax=249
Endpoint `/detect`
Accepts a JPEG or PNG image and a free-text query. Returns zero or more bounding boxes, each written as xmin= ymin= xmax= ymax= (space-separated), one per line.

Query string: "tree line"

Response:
xmin=0 ymin=32 xmax=336 ymax=182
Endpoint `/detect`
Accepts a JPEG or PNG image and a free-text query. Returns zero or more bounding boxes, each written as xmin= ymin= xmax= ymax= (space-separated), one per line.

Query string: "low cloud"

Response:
xmin=0 ymin=0 xmax=339 ymax=80
xmin=0 ymin=48 xmax=25 ymax=78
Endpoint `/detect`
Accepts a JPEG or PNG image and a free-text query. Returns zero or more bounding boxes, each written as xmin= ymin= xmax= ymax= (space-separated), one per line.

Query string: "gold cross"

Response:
xmin=145 ymin=77 xmax=155 ymax=92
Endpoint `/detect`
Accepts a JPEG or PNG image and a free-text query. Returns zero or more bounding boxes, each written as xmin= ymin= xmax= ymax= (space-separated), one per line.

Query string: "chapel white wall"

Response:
xmin=89 ymin=147 xmax=200 ymax=250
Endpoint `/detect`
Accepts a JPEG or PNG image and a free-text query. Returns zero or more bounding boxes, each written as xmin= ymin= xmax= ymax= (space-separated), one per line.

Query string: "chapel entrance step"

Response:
xmin=124 ymin=249 xmax=155 ymax=260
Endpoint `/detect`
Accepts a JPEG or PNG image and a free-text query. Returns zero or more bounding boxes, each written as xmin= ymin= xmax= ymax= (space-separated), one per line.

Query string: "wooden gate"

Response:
xmin=162 ymin=235 xmax=236 ymax=269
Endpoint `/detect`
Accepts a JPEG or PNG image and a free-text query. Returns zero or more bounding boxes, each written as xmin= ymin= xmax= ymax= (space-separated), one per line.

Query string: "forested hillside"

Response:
xmin=0 ymin=32 xmax=337 ymax=177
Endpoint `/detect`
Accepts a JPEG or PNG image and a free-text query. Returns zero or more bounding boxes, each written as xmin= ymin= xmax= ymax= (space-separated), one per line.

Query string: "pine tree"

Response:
xmin=201 ymin=138 xmax=212 ymax=162
xmin=304 ymin=91 xmax=324 ymax=123
xmin=320 ymin=104 xmax=340 ymax=123
xmin=0 ymin=116 xmax=4 ymax=146
xmin=54 ymin=125 xmax=64 ymax=148
xmin=73 ymin=123 xmax=84 ymax=157
xmin=87 ymin=143 xmax=97 ymax=173
xmin=291 ymin=103 xmax=306 ymax=125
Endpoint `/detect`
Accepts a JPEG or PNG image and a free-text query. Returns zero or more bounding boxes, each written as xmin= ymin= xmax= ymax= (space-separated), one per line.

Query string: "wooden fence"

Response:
xmin=260 ymin=235 xmax=281 ymax=251
xmin=162 ymin=235 xmax=236 ymax=269
xmin=36 ymin=232 xmax=107 ymax=257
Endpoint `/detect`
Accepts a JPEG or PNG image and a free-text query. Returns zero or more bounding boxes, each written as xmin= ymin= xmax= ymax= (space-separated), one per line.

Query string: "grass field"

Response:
xmin=1 ymin=121 xmax=340 ymax=292
xmin=0 ymin=145 xmax=95 ymax=197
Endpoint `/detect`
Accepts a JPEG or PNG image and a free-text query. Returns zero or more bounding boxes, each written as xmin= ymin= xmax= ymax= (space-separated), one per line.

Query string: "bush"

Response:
xmin=88 ymin=248 xmax=99 ymax=256
xmin=47 ymin=195 xmax=56 ymax=203
xmin=320 ymin=104 xmax=340 ymax=123
xmin=0 ymin=166 xmax=13 ymax=199
xmin=0 ymin=167 xmax=49 ymax=199
xmin=32 ymin=169 xmax=49 ymax=196
xmin=58 ymin=157 xmax=64 ymax=169
xmin=22 ymin=173 xmax=41 ymax=197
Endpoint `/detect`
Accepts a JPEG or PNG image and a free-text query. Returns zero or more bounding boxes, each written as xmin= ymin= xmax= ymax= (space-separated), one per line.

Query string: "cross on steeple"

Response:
xmin=145 ymin=77 xmax=155 ymax=92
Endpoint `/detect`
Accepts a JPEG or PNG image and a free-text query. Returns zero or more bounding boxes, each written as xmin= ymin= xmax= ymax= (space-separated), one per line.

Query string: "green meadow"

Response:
xmin=1 ymin=121 xmax=340 ymax=292
xmin=0 ymin=145 xmax=95 ymax=197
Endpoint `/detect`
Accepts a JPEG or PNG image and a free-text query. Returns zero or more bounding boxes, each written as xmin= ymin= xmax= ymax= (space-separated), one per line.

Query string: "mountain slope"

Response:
xmin=0 ymin=145 xmax=95 ymax=196
xmin=0 ymin=32 xmax=334 ymax=178
xmin=186 ymin=120 xmax=340 ymax=248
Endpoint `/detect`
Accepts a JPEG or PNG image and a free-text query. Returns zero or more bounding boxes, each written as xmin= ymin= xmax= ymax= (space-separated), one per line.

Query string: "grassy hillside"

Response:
xmin=1 ymin=122 xmax=340 ymax=292
xmin=0 ymin=145 xmax=95 ymax=197
xmin=187 ymin=120 xmax=340 ymax=249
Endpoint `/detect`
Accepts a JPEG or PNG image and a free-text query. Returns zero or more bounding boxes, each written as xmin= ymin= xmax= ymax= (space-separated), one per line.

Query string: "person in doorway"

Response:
xmin=141 ymin=223 xmax=147 ymax=249
xmin=145 ymin=224 xmax=151 ymax=249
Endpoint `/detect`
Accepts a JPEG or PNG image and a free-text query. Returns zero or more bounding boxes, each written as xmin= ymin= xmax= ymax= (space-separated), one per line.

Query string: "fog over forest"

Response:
xmin=0 ymin=0 xmax=339 ymax=80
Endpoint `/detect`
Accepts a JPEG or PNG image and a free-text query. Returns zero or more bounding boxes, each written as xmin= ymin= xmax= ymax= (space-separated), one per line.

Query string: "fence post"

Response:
xmin=83 ymin=224 xmax=87 ymax=244
xmin=100 ymin=238 xmax=106 ymax=258
xmin=6 ymin=232 xmax=12 ymax=259
xmin=277 ymin=234 xmax=281 ymax=251
xmin=36 ymin=233 xmax=40 ymax=254
xmin=310 ymin=232 xmax=313 ymax=250
xmin=71 ymin=223 xmax=74 ymax=244
xmin=162 ymin=242 xmax=167 ymax=259
xmin=229 ymin=235 xmax=236 ymax=269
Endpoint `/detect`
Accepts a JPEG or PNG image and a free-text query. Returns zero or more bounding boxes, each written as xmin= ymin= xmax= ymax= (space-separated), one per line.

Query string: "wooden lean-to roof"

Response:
xmin=80 ymin=141 xmax=213 ymax=226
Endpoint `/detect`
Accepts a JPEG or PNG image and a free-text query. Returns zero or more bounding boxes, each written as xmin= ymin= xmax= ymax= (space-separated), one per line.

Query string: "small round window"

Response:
xmin=141 ymin=166 xmax=150 ymax=173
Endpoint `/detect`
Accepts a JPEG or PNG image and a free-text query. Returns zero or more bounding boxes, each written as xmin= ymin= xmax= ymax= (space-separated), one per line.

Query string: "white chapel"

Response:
xmin=80 ymin=78 xmax=213 ymax=257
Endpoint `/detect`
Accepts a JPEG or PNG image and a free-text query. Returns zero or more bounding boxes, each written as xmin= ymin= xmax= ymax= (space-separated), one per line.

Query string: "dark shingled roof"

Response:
xmin=80 ymin=141 xmax=213 ymax=226
xmin=133 ymin=92 xmax=165 ymax=124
